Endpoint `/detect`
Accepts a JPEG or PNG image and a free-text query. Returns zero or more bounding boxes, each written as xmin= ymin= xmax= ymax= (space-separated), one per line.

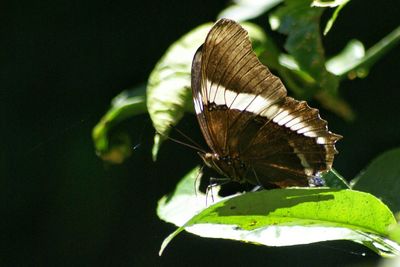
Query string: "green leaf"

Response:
xmin=217 ymin=0 xmax=283 ymax=22
xmin=157 ymin=166 xmax=227 ymax=227
xmin=147 ymin=23 xmax=212 ymax=160
xmin=389 ymin=223 xmax=400 ymax=244
xmin=322 ymin=169 xmax=350 ymax=189
xmin=326 ymin=39 xmax=365 ymax=76
xmin=352 ymin=148 xmax=400 ymax=214
xmin=158 ymin=167 xmax=398 ymax=256
xmin=160 ymin=187 xmax=398 ymax=256
xmin=320 ymin=0 xmax=350 ymax=35
xmin=92 ymin=84 xmax=147 ymax=163
xmin=314 ymin=89 xmax=355 ymax=121
xmin=269 ymin=0 xmax=339 ymax=96
xmin=147 ymin=22 xmax=268 ymax=160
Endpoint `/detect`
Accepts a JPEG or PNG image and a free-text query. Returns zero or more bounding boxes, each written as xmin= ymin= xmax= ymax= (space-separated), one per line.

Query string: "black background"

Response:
xmin=3 ymin=0 xmax=400 ymax=266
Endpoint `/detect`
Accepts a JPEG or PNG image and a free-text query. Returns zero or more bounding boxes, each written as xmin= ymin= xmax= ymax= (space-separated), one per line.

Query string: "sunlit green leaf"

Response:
xmin=352 ymin=148 xmax=400 ymax=214
xmin=157 ymin=169 xmax=350 ymax=228
xmin=388 ymin=223 xmax=400 ymax=244
xmin=218 ymin=0 xmax=283 ymax=22
xmin=92 ymin=84 xmax=147 ymax=163
xmin=160 ymin=185 xmax=398 ymax=256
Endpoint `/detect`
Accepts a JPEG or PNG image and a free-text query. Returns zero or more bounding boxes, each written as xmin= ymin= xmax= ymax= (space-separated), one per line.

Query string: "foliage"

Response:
xmin=91 ymin=0 xmax=400 ymax=258
xmin=92 ymin=84 xmax=147 ymax=163
xmin=159 ymin=147 xmax=400 ymax=256
xmin=352 ymin=148 xmax=400 ymax=214
xmin=157 ymin=149 xmax=400 ymax=256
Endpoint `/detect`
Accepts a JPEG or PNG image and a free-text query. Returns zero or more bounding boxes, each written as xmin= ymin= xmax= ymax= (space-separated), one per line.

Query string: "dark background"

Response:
xmin=3 ymin=0 xmax=399 ymax=266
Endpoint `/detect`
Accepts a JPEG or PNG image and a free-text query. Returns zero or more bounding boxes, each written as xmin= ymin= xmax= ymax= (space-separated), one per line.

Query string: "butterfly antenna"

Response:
xmin=251 ymin=167 xmax=263 ymax=189
xmin=169 ymin=125 xmax=205 ymax=153
xmin=155 ymin=129 xmax=206 ymax=153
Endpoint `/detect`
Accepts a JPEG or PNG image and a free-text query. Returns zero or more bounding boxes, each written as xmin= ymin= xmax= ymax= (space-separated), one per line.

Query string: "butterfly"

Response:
xmin=191 ymin=18 xmax=342 ymax=188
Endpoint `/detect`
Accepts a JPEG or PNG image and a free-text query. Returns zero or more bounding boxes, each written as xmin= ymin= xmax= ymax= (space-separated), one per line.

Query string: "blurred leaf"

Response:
xmin=352 ymin=148 xmax=400 ymax=214
xmin=277 ymin=53 xmax=316 ymax=83
xmin=92 ymin=84 xmax=147 ymax=163
xmin=339 ymin=26 xmax=400 ymax=80
xmin=262 ymin=51 xmax=319 ymax=97
xmin=269 ymin=0 xmax=339 ymax=96
xmin=314 ymin=89 xmax=355 ymax=121
xmin=321 ymin=0 xmax=350 ymax=35
xmin=322 ymin=169 xmax=350 ymax=189
xmin=160 ymin=187 xmax=398 ymax=256
xmin=243 ymin=22 xmax=269 ymax=55
xmin=266 ymin=0 xmax=356 ymax=119
xmin=258 ymin=43 xmax=281 ymax=68
xmin=218 ymin=0 xmax=283 ymax=22
xmin=379 ymin=256 xmax=400 ymax=267
xmin=326 ymin=39 xmax=365 ymax=76
xmin=147 ymin=22 xmax=268 ymax=160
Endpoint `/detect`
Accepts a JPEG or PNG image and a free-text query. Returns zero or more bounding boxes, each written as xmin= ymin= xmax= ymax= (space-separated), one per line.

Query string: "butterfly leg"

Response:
xmin=205 ymin=177 xmax=231 ymax=206
xmin=251 ymin=167 xmax=264 ymax=190
xmin=250 ymin=185 xmax=263 ymax=192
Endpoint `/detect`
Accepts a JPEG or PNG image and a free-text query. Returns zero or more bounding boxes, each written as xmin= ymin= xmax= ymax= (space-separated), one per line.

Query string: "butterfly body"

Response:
xmin=199 ymin=152 xmax=249 ymax=184
xmin=191 ymin=19 xmax=342 ymax=188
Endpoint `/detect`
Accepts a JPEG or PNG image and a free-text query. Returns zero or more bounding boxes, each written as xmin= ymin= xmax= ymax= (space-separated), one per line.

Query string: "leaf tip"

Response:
xmin=152 ymin=134 xmax=163 ymax=161
xmin=159 ymin=229 xmax=183 ymax=256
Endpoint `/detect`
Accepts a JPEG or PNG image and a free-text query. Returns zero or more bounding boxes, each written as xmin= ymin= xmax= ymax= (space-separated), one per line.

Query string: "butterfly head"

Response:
xmin=198 ymin=152 xmax=219 ymax=169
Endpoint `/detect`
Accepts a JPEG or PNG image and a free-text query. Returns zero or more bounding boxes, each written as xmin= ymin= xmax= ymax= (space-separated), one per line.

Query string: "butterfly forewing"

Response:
xmin=191 ymin=19 xmax=342 ymax=188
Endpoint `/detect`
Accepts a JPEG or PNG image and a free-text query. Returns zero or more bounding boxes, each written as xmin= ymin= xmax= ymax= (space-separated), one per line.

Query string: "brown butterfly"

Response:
xmin=191 ymin=19 xmax=342 ymax=188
